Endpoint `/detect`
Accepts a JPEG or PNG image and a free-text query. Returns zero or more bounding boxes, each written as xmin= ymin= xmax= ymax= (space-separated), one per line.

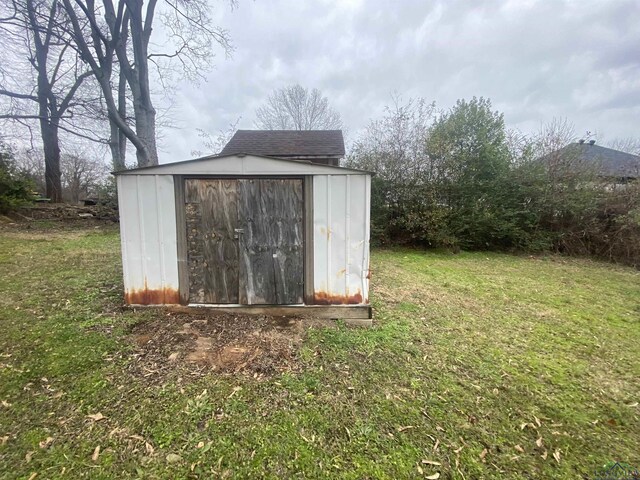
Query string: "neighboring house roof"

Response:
xmin=542 ymin=142 xmax=640 ymax=179
xmin=220 ymin=130 xmax=345 ymax=158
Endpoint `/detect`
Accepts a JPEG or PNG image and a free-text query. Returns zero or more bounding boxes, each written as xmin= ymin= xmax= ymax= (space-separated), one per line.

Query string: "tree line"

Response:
xmin=346 ymin=96 xmax=640 ymax=266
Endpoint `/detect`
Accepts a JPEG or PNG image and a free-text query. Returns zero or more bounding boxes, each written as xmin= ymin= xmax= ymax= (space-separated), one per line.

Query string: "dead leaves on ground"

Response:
xmin=479 ymin=448 xmax=488 ymax=463
xmin=86 ymin=412 xmax=105 ymax=422
xmin=38 ymin=437 xmax=53 ymax=449
xmin=91 ymin=446 xmax=101 ymax=462
xmin=416 ymin=461 xmax=441 ymax=479
xmin=397 ymin=425 xmax=416 ymax=432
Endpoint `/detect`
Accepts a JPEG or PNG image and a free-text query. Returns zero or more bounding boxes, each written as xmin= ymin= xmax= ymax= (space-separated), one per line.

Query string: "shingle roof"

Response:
xmin=220 ymin=130 xmax=345 ymax=157
xmin=543 ymin=143 xmax=640 ymax=178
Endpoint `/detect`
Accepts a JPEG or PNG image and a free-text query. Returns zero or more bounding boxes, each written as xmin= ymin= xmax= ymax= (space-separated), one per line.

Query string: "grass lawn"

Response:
xmin=0 ymin=224 xmax=639 ymax=479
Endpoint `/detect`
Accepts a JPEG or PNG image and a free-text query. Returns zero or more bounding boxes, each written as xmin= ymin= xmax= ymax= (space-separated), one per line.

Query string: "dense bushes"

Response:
xmin=0 ymin=143 xmax=33 ymax=214
xmin=347 ymin=97 xmax=640 ymax=266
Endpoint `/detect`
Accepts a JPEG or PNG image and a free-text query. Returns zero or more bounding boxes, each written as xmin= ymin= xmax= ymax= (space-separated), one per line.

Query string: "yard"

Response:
xmin=0 ymin=223 xmax=638 ymax=479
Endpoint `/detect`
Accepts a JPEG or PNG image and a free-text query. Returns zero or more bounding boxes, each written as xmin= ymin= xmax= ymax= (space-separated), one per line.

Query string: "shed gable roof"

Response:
xmin=113 ymin=153 xmax=371 ymax=176
xmin=220 ymin=130 xmax=345 ymax=157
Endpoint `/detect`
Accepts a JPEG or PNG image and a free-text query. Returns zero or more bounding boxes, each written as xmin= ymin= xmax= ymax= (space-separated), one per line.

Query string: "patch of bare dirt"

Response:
xmin=127 ymin=310 xmax=328 ymax=381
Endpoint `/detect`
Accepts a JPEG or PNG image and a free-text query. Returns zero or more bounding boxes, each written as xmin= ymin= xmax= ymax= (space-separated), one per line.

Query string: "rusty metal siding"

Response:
xmin=116 ymin=156 xmax=371 ymax=308
xmin=117 ymin=174 xmax=180 ymax=304
xmin=312 ymin=174 xmax=371 ymax=304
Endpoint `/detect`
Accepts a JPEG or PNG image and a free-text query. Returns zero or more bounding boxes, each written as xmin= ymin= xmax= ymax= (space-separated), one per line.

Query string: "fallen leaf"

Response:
xmin=129 ymin=434 xmax=144 ymax=441
xmin=552 ymin=449 xmax=561 ymax=464
xmin=514 ymin=445 xmax=525 ymax=453
xmin=196 ymin=389 xmax=208 ymax=399
xmin=417 ymin=464 xmax=423 ymax=475
xmin=196 ymin=441 xmax=204 ymax=449
xmin=519 ymin=423 xmax=527 ymax=430
xmin=0 ymin=436 xmax=8 ymax=445
xmin=25 ymin=451 xmax=34 ymax=463
xmin=606 ymin=418 xmax=617 ymax=426
xmin=433 ymin=439 xmax=440 ymax=452
xmin=454 ymin=446 xmax=464 ymax=454
xmin=39 ymin=437 xmax=53 ymax=449
xmin=1 ymin=400 xmax=11 ymax=408
xmin=541 ymin=450 xmax=548 ymax=460
xmin=626 ymin=402 xmax=638 ymax=408
xmin=425 ymin=474 xmax=440 ymax=480
xmin=91 ymin=446 xmax=100 ymax=462
xmin=479 ymin=448 xmax=488 ymax=462
xmin=87 ymin=413 xmax=105 ymax=422
xmin=435 ymin=425 xmax=444 ymax=432
xmin=228 ymin=386 xmax=242 ymax=399
xmin=166 ymin=453 xmax=182 ymax=464
xmin=145 ymin=442 xmax=155 ymax=455
xmin=397 ymin=426 xmax=415 ymax=432
xmin=27 ymin=474 xmax=37 ymax=480
xmin=534 ymin=415 xmax=542 ymax=427
xmin=536 ymin=437 xmax=543 ymax=448
xmin=422 ymin=460 xmax=442 ymax=466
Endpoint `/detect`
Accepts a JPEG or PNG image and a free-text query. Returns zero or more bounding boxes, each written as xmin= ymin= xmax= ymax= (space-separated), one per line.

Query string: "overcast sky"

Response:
xmin=159 ymin=0 xmax=640 ymax=163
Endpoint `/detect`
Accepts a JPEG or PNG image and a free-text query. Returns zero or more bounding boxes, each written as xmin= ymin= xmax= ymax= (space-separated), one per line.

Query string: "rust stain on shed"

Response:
xmin=125 ymin=279 xmax=179 ymax=305
xmin=313 ymin=291 xmax=363 ymax=305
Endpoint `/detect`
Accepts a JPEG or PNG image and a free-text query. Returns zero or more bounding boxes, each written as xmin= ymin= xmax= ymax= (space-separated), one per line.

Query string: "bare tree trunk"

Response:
xmin=126 ymin=0 xmax=158 ymax=167
xmin=109 ymin=67 xmax=128 ymax=171
xmin=32 ymin=0 xmax=62 ymax=202
xmin=117 ymin=67 xmax=127 ymax=166
xmin=132 ymin=96 xmax=157 ymax=167
xmin=109 ymin=118 xmax=125 ymax=170
xmin=40 ymin=120 xmax=62 ymax=202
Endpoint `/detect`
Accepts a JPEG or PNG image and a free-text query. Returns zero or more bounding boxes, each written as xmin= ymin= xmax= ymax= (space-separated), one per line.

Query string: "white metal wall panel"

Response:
xmin=117 ymin=174 xmax=179 ymax=304
xmin=313 ymin=174 xmax=371 ymax=304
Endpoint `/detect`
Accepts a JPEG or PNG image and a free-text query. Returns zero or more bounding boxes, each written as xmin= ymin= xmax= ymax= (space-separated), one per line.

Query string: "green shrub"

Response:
xmin=349 ymin=96 xmax=640 ymax=266
xmin=0 ymin=143 xmax=34 ymax=214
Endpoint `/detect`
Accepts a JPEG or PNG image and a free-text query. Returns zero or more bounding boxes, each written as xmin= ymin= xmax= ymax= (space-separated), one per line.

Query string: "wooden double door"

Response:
xmin=185 ymin=178 xmax=304 ymax=305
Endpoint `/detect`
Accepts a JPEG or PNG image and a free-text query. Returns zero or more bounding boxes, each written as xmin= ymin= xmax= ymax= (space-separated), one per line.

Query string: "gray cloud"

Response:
xmin=157 ymin=0 xmax=640 ymax=162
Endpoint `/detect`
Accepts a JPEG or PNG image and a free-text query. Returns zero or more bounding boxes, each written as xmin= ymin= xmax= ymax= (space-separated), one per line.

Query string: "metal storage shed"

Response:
xmin=114 ymin=133 xmax=372 ymax=322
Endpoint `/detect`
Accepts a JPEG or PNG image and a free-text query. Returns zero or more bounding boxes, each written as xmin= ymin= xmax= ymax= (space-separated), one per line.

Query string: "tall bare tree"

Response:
xmin=0 ymin=0 xmax=94 ymax=201
xmin=191 ymin=116 xmax=240 ymax=157
xmin=60 ymin=150 xmax=109 ymax=202
xmin=607 ymin=137 xmax=640 ymax=156
xmin=61 ymin=0 xmax=235 ymax=168
xmin=346 ymin=95 xmax=435 ymax=183
xmin=255 ymin=84 xmax=342 ymax=131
